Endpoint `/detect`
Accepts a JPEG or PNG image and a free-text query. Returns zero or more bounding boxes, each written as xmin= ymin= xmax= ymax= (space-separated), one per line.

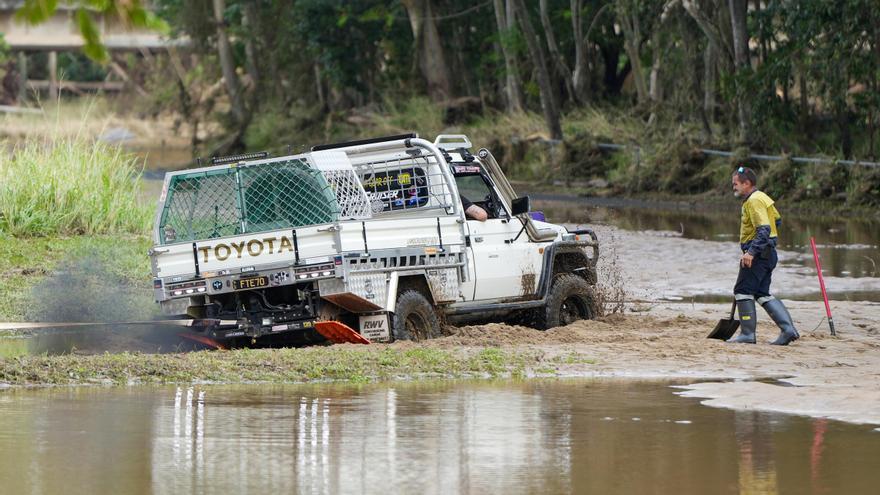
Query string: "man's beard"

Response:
xmin=733 ymin=190 xmax=741 ymax=198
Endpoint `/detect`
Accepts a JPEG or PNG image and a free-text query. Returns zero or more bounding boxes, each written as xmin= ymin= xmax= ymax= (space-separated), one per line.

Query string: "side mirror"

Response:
xmin=511 ymin=196 xmax=530 ymax=217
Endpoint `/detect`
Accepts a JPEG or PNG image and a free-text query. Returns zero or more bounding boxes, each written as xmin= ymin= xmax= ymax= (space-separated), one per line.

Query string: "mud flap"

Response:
xmin=315 ymin=321 xmax=371 ymax=344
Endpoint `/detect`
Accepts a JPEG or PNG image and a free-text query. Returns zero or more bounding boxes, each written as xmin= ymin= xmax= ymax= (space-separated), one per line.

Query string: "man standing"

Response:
xmin=727 ymin=166 xmax=800 ymax=345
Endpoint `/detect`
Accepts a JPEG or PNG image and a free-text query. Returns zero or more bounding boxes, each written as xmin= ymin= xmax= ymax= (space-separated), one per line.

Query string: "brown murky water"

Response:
xmin=530 ymin=194 xmax=880 ymax=280
xmin=0 ymin=380 xmax=877 ymax=494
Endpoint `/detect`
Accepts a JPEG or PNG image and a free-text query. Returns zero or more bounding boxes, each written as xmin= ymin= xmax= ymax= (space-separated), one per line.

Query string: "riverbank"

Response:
xmin=0 ymin=100 xmax=201 ymax=150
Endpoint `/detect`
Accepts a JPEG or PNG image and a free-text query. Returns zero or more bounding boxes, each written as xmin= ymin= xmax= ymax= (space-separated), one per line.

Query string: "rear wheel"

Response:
xmin=392 ymin=290 xmax=442 ymax=341
xmin=538 ymin=274 xmax=599 ymax=329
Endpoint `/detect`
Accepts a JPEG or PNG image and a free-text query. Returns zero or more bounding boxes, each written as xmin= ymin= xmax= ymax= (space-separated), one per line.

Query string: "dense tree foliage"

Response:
xmin=21 ymin=0 xmax=880 ymax=160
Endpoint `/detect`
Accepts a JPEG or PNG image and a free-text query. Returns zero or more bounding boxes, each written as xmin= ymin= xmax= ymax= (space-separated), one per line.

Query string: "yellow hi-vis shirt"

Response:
xmin=740 ymin=190 xmax=780 ymax=245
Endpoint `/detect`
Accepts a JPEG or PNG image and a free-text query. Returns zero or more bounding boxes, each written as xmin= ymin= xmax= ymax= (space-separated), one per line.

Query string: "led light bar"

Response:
xmin=210 ymin=151 xmax=269 ymax=165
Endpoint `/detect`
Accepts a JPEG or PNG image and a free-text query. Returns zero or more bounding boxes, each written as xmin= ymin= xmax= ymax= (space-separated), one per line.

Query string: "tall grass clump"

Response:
xmin=0 ymin=137 xmax=152 ymax=236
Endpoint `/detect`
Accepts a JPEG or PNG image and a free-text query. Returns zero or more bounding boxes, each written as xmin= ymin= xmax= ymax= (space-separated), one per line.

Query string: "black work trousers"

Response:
xmin=733 ymin=248 xmax=778 ymax=299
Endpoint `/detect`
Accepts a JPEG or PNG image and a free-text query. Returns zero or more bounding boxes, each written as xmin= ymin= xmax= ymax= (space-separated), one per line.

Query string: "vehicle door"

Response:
xmin=454 ymin=170 xmax=542 ymax=301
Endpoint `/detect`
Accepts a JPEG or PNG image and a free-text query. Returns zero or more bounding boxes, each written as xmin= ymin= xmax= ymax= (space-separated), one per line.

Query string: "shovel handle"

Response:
xmin=810 ymin=237 xmax=836 ymax=336
xmin=729 ymin=300 xmax=737 ymax=319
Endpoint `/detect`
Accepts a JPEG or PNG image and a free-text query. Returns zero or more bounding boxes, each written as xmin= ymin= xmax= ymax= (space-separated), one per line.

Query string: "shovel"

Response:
xmin=707 ymin=301 xmax=740 ymax=340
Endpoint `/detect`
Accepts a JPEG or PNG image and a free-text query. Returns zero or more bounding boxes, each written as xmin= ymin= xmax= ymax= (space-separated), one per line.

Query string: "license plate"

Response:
xmin=233 ymin=276 xmax=269 ymax=290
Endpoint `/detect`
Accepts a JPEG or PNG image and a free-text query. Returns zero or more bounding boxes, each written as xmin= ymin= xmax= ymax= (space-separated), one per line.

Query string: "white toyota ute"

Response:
xmin=149 ymin=133 xmax=599 ymax=346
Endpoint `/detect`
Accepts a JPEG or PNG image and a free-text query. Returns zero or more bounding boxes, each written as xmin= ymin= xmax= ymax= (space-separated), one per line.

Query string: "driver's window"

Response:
xmin=454 ymin=174 xmax=505 ymax=219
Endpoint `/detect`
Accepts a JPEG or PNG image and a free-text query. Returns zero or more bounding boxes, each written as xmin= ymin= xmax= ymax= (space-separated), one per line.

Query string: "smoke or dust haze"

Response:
xmin=23 ymin=256 xmax=186 ymax=355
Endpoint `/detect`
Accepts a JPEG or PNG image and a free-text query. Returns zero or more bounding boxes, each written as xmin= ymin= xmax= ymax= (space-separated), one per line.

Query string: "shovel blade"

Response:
xmin=707 ymin=318 xmax=740 ymax=340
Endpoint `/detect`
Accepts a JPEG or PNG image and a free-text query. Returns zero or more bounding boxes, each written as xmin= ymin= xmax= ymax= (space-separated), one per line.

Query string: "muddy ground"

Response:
xmin=434 ymin=302 xmax=880 ymax=426
xmin=428 ymin=221 xmax=880 ymax=425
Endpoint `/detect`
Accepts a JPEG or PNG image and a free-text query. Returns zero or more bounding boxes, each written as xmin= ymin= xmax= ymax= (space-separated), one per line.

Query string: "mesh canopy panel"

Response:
xmin=311 ymin=151 xmax=373 ymax=219
xmin=321 ymin=169 xmax=373 ymax=219
xmin=159 ymin=159 xmax=339 ymax=245
xmin=240 ymin=160 xmax=340 ymax=232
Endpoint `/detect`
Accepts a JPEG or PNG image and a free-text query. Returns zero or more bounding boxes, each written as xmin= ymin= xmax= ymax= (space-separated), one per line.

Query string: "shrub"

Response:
xmin=0 ymin=137 xmax=152 ymax=236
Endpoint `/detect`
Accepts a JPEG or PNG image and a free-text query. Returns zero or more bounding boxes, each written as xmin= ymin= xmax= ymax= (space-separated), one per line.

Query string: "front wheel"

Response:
xmin=391 ymin=290 xmax=442 ymax=342
xmin=537 ymin=274 xmax=599 ymax=329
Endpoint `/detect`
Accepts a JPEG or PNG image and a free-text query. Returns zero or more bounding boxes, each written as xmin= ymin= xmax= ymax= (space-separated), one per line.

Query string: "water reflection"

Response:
xmin=734 ymin=411 xmax=779 ymax=494
xmin=150 ymin=384 xmax=575 ymax=494
xmin=1 ymin=381 xmax=879 ymax=494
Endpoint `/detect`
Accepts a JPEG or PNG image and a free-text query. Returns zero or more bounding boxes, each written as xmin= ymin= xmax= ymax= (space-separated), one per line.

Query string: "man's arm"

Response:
xmin=460 ymin=195 xmax=488 ymax=221
xmin=465 ymin=204 xmax=488 ymax=221
xmin=747 ymin=225 xmax=772 ymax=255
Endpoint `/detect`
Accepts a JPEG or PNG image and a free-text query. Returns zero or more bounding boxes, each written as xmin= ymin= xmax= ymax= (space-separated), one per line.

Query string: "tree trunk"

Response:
xmin=241 ymin=3 xmax=260 ymax=96
xmin=574 ymin=2 xmax=610 ymax=103
xmin=48 ymin=51 xmax=57 ymax=99
xmin=494 ymin=0 xmax=524 ymax=112
xmin=649 ymin=30 xmax=662 ymax=102
xmin=682 ymin=0 xmax=736 ymax=124
xmin=838 ymin=108 xmax=853 ymax=159
xmin=538 ymin=0 xmax=575 ymax=104
xmin=451 ymin=21 xmax=476 ymax=97
xmin=506 ymin=0 xmax=525 ymax=110
xmin=682 ymin=0 xmax=734 ymax=62
xmin=314 ymin=63 xmax=326 ymax=111
xmin=617 ymin=3 xmax=648 ymax=105
xmin=601 ymin=45 xmax=629 ymax=95
xmin=571 ymin=0 xmax=586 ymax=102
xmin=402 ymin=0 xmax=452 ymax=101
xmin=704 ymin=42 xmax=715 ymax=125
xmin=678 ymin=12 xmax=703 ymax=124
xmin=17 ymin=52 xmax=27 ymax=103
xmin=728 ymin=0 xmax=750 ymax=142
xmin=798 ymin=65 xmax=808 ymax=134
xmin=212 ymin=0 xmax=246 ymax=127
xmin=513 ymin=0 xmax=563 ymax=140
xmin=871 ymin=19 xmax=880 ymax=158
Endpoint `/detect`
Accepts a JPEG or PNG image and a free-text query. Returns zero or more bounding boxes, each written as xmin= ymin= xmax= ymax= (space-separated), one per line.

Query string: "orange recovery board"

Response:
xmin=315 ymin=321 xmax=371 ymax=344
xmin=179 ymin=332 xmax=228 ymax=350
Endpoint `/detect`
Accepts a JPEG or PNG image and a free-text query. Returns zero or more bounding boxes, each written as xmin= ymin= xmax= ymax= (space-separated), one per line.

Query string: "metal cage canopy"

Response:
xmin=158 ymin=158 xmax=341 ymax=245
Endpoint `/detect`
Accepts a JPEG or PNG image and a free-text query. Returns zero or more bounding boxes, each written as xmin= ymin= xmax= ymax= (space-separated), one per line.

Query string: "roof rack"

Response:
xmin=311 ymin=133 xmax=418 ymax=152
xmin=434 ymin=134 xmax=472 ymax=151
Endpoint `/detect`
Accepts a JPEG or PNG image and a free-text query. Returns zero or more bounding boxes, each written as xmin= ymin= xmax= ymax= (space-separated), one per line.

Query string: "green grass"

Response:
xmin=0 ymin=235 xmax=74 ymax=320
xmin=0 ymin=338 xmax=29 ymax=359
xmin=0 ymin=234 xmax=152 ymax=321
xmin=0 ymin=346 xmax=541 ymax=386
xmin=551 ymin=352 xmax=597 ymax=365
xmin=0 ymin=137 xmax=153 ymax=237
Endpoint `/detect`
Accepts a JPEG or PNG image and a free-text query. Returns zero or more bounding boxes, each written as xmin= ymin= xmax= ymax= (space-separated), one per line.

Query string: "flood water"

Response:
xmin=0 ymin=380 xmax=877 ymax=494
xmin=530 ymin=193 xmax=880 ymax=281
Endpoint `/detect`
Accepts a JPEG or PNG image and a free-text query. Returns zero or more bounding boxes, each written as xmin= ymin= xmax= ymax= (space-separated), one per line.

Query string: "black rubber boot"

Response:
xmin=761 ymin=298 xmax=800 ymax=346
xmin=727 ymin=299 xmax=757 ymax=344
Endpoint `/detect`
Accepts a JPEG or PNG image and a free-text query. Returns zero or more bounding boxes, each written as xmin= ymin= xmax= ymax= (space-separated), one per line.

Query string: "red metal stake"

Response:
xmin=810 ymin=237 xmax=836 ymax=336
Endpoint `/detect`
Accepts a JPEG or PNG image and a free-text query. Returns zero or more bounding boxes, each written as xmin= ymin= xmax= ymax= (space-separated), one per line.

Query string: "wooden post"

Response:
xmin=48 ymin=51 xmax=58 ymax=98
xmin=17 ymin=52 xmax=28 ymax=103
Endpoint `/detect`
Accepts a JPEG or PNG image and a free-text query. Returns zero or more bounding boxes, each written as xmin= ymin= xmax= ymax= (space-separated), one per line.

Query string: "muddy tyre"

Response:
xmin=538 ymin=274 xmax=599 ymax=329
xmin=392 ymin=290 xmax=442 ymax=342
